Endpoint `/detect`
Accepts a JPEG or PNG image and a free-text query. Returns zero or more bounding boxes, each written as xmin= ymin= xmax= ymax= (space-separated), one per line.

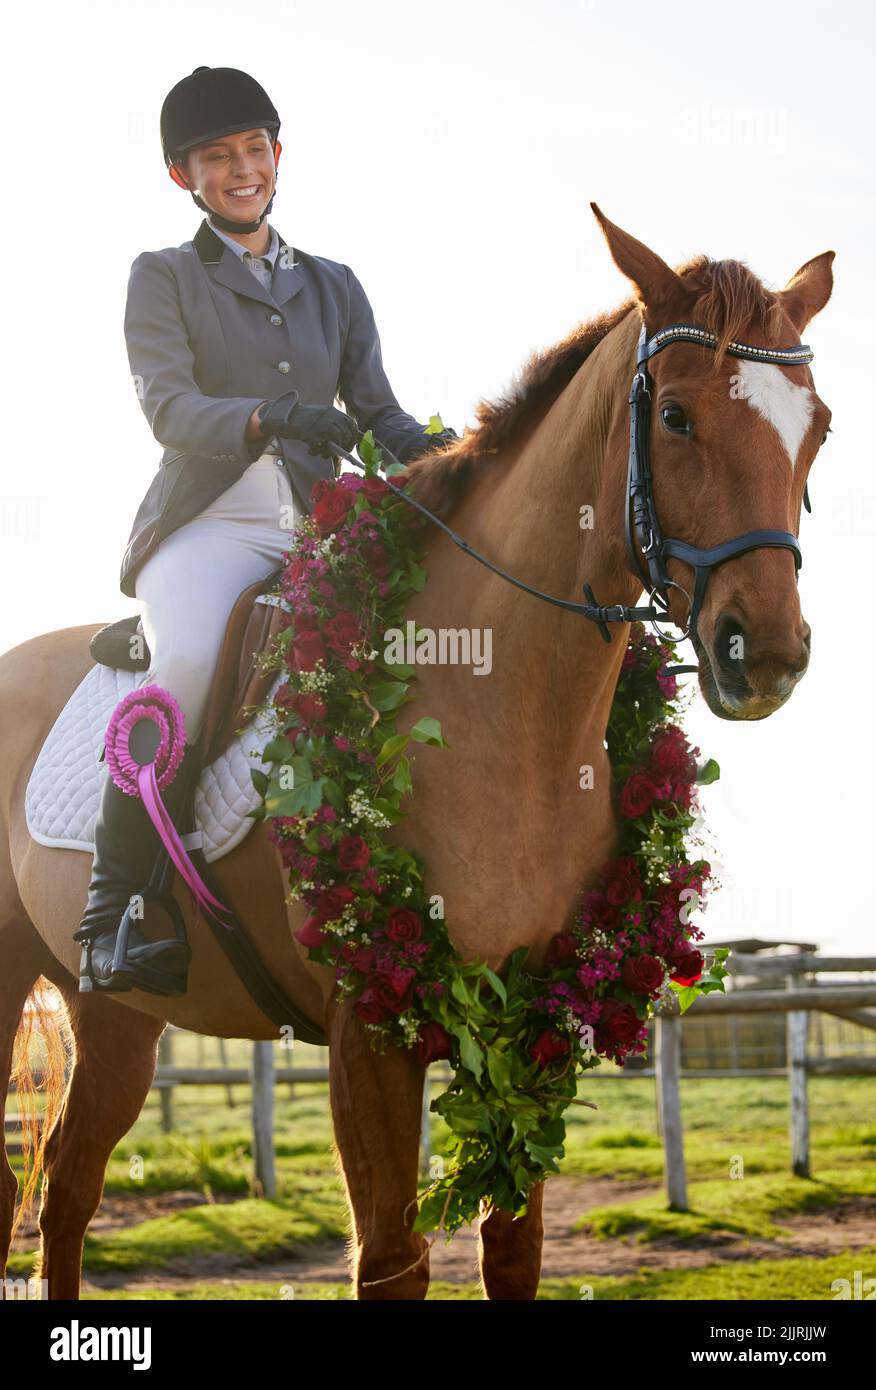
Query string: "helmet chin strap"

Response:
xmin=191 ymin=182 xmax=277 ymax=233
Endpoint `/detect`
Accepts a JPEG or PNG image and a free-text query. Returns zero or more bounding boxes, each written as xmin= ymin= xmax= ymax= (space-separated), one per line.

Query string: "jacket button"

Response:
xmin=277 ymin=361 xmax=291 ymax=373
xmin=269 ymin=313 xmax=283 ymax=326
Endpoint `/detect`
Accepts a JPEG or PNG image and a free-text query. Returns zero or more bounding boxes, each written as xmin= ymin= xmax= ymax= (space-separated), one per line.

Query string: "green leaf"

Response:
xmin=455 ymin=1027 xmax=484 ymax=1083
xmin=249 ymin=768 xmax=269 ymax=797
xmin=482 ymin=968 xmax=507 ymax=1005
xmin=392 ymin=755 xmax=412 ymax=795
xmin=376 ymin=733 xmax=409 ymax=767
xmin=369 ymin=681 xmax=410 ymax=712
xmin=486 ymin=1046 xmax=513 ymax=1096
xmin=697 ymin=757 xmax=721 ymax=785
xmin=261 ymin=735 xmax=295 ymax=764
xmin=371 ymin=797 xmax=407 ymax=824
xmin=409 ymin=717 xmax=448 ymax=747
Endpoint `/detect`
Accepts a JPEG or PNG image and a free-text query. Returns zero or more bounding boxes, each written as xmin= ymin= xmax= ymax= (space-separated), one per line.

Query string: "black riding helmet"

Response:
xmin=160 ymin=66 xmax=281 ymax=233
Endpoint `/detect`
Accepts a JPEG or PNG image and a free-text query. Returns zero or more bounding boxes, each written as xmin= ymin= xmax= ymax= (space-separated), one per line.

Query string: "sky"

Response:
xmin=2 ymin=0 xmax=873 ymax=954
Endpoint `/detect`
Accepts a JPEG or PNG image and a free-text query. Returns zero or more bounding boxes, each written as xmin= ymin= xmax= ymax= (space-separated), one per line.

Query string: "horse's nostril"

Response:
xmin=713 ymin=614 xmax=747 ymax=678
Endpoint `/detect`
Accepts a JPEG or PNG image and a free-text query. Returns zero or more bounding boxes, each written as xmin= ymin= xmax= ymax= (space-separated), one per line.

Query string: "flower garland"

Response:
xmin=250 ymin=432 xmax=728 ymax=1235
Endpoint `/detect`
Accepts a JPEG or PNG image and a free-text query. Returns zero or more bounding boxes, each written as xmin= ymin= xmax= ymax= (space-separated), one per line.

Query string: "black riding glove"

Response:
xmin=256 ymin=390 xmax=359 ymax=457
xmin=401 ymin=427 xmax=460 ymax=465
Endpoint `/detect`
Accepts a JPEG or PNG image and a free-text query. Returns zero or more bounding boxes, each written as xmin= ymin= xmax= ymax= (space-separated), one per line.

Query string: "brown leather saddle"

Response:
xmin=89 ymin=568 xmax=290 ymax=764
xmin=87 ymin=570 xmax=327 ymax=1045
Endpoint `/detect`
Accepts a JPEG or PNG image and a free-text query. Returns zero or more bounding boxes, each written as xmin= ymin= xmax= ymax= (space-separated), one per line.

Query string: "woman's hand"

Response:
xmin=255 ymin=391 xmax=360 ymax=457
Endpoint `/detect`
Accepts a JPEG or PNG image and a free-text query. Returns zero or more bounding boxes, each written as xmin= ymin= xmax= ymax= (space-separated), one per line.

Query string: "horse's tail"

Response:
xmin=9 ymin=978 xmax=70 ymax=1247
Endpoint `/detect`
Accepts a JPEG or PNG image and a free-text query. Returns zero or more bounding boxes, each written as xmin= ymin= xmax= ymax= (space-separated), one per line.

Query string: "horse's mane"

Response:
xmin=404 ymin=254 xmax=785 ymax=515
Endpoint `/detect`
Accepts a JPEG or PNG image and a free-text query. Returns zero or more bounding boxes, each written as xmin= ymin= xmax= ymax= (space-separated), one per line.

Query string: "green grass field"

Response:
xmin=7 ymin=1041 xmax=876 ymax=1300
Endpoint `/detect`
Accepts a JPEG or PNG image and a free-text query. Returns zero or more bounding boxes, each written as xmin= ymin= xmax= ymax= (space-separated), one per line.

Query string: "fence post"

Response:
xmin=655 ymin=1010 xmax=688 ymax=1211
xmin=251 ymin=1041 xmax=276 ymax=1198
xmin=158 ymin=1030 xmax=174 ymax=1134
xmin=787 ymin=973 xmax=810 ymax=1177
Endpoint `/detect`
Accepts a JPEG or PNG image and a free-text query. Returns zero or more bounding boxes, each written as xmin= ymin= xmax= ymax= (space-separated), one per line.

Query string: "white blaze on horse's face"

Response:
xmin=736 ymin=359 xmax=815 ymax=470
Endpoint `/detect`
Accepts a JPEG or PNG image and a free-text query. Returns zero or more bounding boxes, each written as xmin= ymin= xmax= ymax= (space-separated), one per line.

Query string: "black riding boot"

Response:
xmin=74 ymin=741 xmax=201 ymax=996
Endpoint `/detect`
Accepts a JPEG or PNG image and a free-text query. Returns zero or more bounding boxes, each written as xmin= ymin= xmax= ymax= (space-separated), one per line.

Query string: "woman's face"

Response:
xmin=177 ymin=127 xmax=278 ymax=220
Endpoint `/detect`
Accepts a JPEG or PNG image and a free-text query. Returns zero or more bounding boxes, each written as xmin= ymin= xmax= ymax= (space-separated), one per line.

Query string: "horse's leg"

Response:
xmin=326 ymin=998 xmax=430 ymax=1299
xmin=35 ymin=982 xmax=164 ymax=1300
xmin=478 ymin=1181 xmax=545 ymax=1300
xmin=0 ymin=918 xmax=57 ymax=1283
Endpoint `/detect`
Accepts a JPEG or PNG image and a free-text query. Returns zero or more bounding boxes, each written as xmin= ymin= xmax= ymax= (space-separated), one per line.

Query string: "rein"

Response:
xmin=333 ymin=320 xmax=814 ymax=677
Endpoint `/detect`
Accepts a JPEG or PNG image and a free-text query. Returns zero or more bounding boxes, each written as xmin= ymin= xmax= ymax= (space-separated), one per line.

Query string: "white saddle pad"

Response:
xmin=25 ymin=658 xmax=283 ymax=865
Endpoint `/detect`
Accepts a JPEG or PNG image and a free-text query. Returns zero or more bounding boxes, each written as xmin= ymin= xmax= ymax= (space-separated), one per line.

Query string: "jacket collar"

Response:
xmin=192 ymin=218 xmax=305 ymax=309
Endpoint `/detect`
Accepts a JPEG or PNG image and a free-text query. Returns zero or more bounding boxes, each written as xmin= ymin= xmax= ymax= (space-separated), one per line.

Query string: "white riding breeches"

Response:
xmin=133 ymin=451 xmax=298 ymax=746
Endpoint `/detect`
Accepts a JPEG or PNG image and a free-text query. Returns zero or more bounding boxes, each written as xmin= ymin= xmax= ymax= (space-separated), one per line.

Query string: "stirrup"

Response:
xmin=77 ymin=890 xmax=192 ymax=997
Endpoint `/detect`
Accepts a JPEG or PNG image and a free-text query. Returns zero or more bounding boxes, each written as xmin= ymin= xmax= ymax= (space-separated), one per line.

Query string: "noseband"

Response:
xmin=330 ymin=320 xmax=814 ymax=677
xmin=582 ymin=322 xmax=814 ymax=668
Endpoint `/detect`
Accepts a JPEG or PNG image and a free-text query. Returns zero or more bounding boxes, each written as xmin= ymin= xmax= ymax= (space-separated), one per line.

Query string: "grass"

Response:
xmin=7 ymin=1069 xmax=876 ymax=1298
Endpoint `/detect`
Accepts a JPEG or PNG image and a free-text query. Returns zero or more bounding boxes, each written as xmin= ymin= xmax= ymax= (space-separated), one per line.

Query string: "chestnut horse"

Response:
xmin=0 ymin=207 xmax=833 ymax=1299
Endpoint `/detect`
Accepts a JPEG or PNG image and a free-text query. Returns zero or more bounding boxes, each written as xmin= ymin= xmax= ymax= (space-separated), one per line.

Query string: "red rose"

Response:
xmin=292 ymin=693 xmax=328 ymax=724
xmin=314 ymin=488 xmax=355 ymax=535
xmin=373 ymin=969 xmax=416 ymax=1014
xmin=337 ymin=835 xmax=371 ymax=872
xmin=310 ymin=479 xmax=334 ymax=506
xmin=354 ymin=988 xmax=385 ymax=1024
xmin=362 ymin=475 xmax=391 ymax=504
xmin=584 ymin=894 xmax=621 ymax=933
xmin=385 ymin=908 xmax=423 ymax=944
xmin=621 ymin=954 xmax=664 ymax=996
xmin=530 ymin=1029 xmax=571 ymax=1068
xmin=667 ymin=947 xmax=704 ymax=985
xmin=599 ymin=998 xmax=641 ymax=1042
xmin=342 ymin=944 xmax=375 ymax=974
xmin=365 ymin=541 xmax=392 ymax=577
xmin=324 ymin=611 xmax=362 ymax=655
xmin=314 ymin=884 xmax=355 ymax=921
xmin=618 ymin=771 xmax=658 ymax=819
xmin=290 ymin=628 xmax=326 ymax=673
xmin=546 ymin=933 xmax=579 ymax=968
xmin=416 ymin=1022 xmax=453 ymax=1065
xmin=650 ymin=726 xmax=695 ymax=781
xmin=604 ymin=857 xmax=643 ymax=906
xmin=294 ymin=914 xmax=328 ymax=949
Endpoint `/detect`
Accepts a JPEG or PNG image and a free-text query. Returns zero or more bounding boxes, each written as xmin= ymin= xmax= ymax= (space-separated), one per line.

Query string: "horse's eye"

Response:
xmin=661 ymin=403 xmax=690 ymax=434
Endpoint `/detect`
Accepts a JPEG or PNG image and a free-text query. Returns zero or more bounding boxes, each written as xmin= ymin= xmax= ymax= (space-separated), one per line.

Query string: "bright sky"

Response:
xmin=3 ymin=0 xmax=873 ymax=953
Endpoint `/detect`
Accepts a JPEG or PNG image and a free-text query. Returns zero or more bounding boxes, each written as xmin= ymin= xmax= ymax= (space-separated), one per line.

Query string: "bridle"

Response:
xmin=580 ymin=322 xmax=814 ymax=670
xmin=330 ymin=319 xmax=814 ymax=677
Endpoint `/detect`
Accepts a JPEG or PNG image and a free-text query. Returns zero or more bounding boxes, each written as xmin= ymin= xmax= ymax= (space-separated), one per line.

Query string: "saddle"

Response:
xmin=86 ymin=570 xmax=327 ymax=1046
xmin=88 ymin=568 xmax=290 ymax=764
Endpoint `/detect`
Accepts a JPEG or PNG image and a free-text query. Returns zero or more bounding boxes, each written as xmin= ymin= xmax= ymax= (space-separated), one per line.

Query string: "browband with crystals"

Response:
xmin=639 ymin=323 xmax=814 ymax=367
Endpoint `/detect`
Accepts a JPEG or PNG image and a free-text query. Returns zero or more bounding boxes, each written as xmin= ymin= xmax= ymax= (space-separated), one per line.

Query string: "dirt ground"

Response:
xmin=15 ymin=1176 xmax=873 ymax=1297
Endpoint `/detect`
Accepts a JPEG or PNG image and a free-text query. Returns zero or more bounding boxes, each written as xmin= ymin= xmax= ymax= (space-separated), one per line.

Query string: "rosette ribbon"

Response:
xmin=104 ymin=684 xmax=232 ymax=928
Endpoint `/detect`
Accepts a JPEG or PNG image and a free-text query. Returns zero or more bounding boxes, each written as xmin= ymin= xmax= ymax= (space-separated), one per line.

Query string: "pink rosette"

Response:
xmin=105 ymin=684 xmax=186 ymax=796
xmin=103 ymin=684 xmax=231 ymax=928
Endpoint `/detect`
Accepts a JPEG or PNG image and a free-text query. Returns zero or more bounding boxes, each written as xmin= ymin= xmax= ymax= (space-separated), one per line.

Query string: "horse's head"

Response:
xmin=592 ymin=205 xmax=834 ymax=720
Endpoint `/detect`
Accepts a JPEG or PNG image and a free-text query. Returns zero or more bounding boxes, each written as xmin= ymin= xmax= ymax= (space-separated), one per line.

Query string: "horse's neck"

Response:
xmin=403 ymin=318 xmax=642 ymax=965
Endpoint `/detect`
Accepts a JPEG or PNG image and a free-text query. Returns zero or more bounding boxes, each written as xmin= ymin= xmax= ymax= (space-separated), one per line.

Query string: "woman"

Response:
xmin=75 ymin=65 xmax=456 ymax=998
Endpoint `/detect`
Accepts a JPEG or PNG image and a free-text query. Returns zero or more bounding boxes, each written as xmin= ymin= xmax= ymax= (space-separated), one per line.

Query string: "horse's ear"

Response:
xmin=777 ymin=250 xmax=835 ymax=333
xmin=590 ymin=202 xmax=687 ymax=322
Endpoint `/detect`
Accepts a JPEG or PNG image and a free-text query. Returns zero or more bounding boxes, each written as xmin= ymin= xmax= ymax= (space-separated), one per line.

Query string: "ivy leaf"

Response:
xmin=261 ymin=735 xmax=295 ymax=764
xmin=410 ymin=717 xmax=448 ymax=747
